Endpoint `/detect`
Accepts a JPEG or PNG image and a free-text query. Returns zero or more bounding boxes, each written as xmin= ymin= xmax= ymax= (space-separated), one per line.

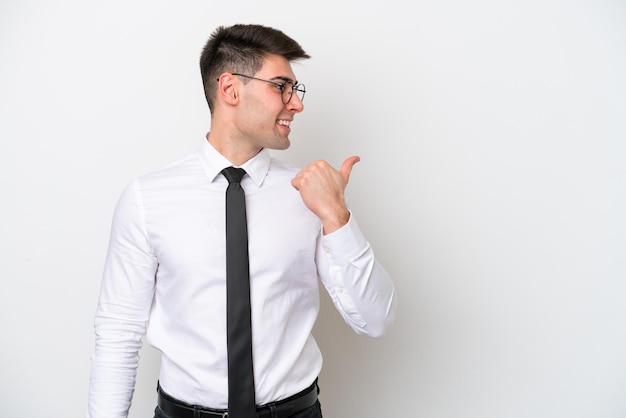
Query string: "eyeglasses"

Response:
xmin=230 ymin=73 xmax=306 ymax=104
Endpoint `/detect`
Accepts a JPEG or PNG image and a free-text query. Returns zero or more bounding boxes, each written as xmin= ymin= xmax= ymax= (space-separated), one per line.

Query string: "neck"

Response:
xmin=206 ymin=132 xmax=262 ymax=166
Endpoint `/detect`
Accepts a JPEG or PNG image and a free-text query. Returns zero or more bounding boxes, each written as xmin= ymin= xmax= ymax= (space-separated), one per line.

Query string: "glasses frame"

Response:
xmin=226 ymin=73 xmax=306 ymax=104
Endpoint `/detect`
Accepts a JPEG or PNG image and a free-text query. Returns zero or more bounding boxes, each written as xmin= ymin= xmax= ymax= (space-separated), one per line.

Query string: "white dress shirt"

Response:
xmin=88 ymin=139 xmax=396 ymax=418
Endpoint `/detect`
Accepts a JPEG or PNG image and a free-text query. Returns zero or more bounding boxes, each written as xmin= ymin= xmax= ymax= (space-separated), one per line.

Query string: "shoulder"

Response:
xmin=268 ymin=157 xmax=301 ymax=176
xmin=134 ymin=152 xmax=202 ymax=188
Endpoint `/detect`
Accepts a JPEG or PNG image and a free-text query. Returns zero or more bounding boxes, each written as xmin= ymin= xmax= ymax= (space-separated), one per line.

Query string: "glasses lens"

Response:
xmin=294 ymin=84 xmax=305 ymax=102
xmin=282 ymin=83 xmax=306 ymax=104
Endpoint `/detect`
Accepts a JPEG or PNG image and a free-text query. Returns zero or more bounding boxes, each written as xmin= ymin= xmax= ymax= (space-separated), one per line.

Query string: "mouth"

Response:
xmin=277 ymin=119 xmax=292 ymax=129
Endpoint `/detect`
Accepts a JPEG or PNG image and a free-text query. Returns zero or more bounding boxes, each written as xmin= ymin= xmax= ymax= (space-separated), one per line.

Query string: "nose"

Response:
xmin=286 ymin=93 xmax=304 ymax=113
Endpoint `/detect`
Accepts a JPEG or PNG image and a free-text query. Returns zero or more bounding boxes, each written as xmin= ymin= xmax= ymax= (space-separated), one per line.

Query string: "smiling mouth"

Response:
xmin=277 ymin=119 xmax=291 ymax=127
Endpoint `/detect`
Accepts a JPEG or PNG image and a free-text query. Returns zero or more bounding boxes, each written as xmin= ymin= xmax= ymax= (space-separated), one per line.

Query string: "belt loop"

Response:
xmin=193 ymin=405 xmax=201 ymax=418
xmin=269 ymin=403 xmax=277 ymax=418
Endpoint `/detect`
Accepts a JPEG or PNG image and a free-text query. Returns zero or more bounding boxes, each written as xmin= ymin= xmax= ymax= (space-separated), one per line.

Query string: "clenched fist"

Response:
xmin=291 ymin=156 xmax=360 ymax=234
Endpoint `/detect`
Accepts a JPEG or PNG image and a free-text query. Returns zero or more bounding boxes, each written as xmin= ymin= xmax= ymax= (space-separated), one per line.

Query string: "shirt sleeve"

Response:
xmin=316 ymin=212 xmax=397 ymax=337
xmin=88 ymin=179 xmax=158 ymax=418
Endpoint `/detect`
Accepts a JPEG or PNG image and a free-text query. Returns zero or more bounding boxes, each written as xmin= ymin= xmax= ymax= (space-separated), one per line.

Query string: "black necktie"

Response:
xmin=221 ymin=167 xmax=256 ymax=417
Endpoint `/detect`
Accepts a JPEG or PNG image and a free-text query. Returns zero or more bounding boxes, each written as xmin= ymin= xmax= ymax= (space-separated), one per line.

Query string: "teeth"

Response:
xmin=278 ymin=120 xmax=291 ymax=127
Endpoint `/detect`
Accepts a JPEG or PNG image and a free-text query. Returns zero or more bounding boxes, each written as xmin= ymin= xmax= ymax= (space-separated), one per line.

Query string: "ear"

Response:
xmin=216 ymin=73 xmax=240 ymax=105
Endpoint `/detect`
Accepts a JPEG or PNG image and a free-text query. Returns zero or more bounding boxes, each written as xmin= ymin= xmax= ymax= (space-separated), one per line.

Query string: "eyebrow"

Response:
xmin=271 ymin=76 xmax=296 ymax=85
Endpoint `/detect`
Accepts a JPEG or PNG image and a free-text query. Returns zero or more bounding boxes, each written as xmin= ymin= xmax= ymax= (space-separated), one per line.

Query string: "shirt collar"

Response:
xmin=199 ymin=138 xmax=270 ymax=188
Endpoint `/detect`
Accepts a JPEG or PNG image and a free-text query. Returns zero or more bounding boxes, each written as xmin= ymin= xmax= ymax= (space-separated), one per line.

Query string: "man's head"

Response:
xmin=200 ymin=24 xmax=310 ymax=113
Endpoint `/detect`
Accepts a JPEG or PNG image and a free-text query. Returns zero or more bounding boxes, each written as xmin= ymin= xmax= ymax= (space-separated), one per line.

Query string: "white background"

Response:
xmin=1 ymin=1 xmax=625 ymax=417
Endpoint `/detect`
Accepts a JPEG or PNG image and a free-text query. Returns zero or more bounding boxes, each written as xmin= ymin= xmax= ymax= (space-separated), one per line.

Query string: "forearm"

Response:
xmin=88 ymin=316 xmax=147 ymax=418
xmin=318 ymin=214 xmax=397 ymax=337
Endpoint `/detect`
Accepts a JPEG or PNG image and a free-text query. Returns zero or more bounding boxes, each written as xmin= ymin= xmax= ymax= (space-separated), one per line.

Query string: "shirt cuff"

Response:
xmin=320 ymin=211 xmax=368 ymax=265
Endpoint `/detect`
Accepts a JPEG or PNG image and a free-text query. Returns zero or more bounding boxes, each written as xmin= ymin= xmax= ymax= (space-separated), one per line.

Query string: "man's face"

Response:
xmin=235 ymin=54 xmax=305 ymax=151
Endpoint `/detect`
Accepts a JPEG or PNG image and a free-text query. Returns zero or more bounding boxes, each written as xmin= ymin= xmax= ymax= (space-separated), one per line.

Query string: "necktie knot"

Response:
xmin=222 ymin=167 xmax=246 ymax=184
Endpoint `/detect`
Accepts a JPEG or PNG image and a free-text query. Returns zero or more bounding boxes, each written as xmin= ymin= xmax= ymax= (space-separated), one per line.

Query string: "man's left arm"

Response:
xmin=292 ymin=156 xmax=397 ymax=336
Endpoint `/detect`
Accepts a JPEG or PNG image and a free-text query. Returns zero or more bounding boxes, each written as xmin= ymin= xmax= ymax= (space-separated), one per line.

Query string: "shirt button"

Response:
xmin=323 ymin=246 xmax=330 ymax=253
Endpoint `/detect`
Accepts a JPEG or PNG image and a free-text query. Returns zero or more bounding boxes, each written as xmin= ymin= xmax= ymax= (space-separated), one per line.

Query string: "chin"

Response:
xmin=271 ymin=139 xmax=291 ymax=150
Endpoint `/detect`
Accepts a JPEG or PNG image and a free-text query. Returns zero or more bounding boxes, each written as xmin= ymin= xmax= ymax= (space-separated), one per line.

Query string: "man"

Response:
xmin=88 ymin=24 xmax=396 ymax=418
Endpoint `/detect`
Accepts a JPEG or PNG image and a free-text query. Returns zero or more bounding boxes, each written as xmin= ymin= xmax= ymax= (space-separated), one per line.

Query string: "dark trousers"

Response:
xmin=154 ymin=400 xmax=323 ymax=418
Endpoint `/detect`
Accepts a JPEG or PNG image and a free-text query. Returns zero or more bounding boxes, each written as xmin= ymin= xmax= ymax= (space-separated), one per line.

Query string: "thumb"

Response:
xmin=339 ymin=155 xmax=361 ymax=183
